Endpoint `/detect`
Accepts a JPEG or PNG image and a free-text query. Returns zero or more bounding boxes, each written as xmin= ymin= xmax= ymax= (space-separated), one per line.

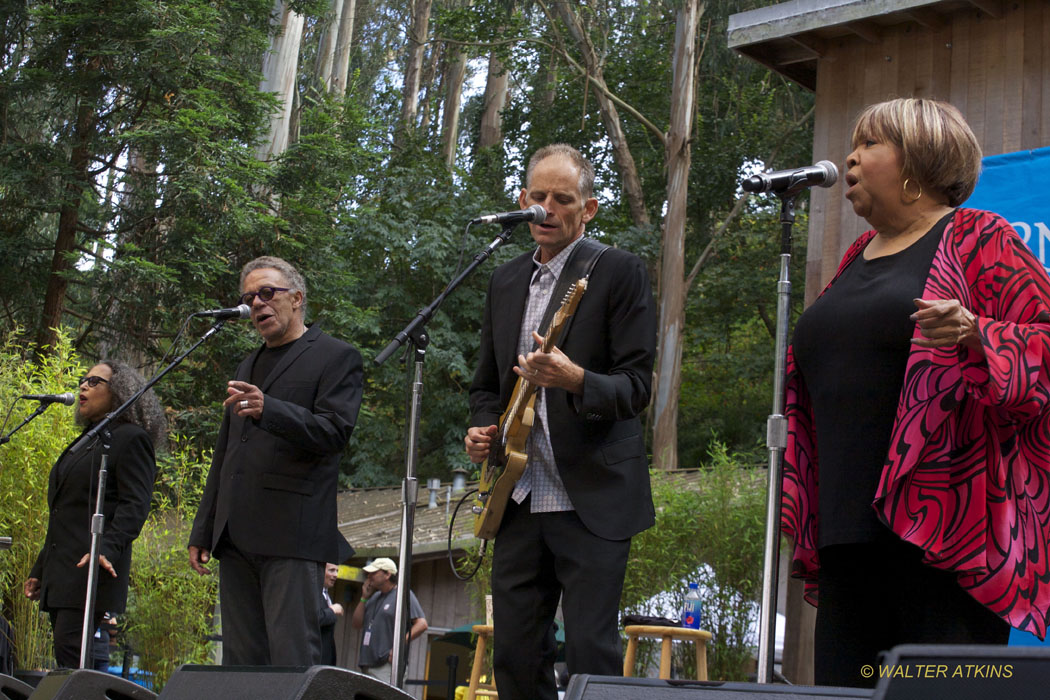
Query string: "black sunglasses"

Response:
xmin=239 ymin=286 xmax=290 ymax=306
xmin=79 ymin=375 xmax=109 ymax=388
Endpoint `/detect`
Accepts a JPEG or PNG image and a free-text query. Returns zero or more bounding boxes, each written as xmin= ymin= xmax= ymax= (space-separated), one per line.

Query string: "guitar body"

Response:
xmin=473 ymin=390 xmax=533 ymax=540
xmin=471 ymin=279 xmax=587 ymax=540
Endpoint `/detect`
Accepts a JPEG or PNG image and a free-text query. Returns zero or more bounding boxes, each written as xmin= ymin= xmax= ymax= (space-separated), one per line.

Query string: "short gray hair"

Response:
xmin=239 ymin=256 xmax=307 ymax=314
xmin=525 ymin=144 xmax=596 ymax=199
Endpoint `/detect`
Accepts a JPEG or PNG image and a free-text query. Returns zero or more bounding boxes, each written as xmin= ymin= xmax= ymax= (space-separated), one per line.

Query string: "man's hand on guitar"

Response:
xmin=465 ymin=424 xmax=498 ymax=464
xmin=516 ymin=331 xmax=585 ymax=394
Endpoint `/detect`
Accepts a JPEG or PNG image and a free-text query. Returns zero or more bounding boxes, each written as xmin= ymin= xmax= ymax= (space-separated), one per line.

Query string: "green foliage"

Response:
xmin=623 ymin=444 xmax=766 ymax=681
xmin=680 ymin=207 xmax=809 ymax=464
xmin=0 ymin=330 xmax=82 ymax=669
xmin=1 ymin=0 xmax=816 ymax=487
xmin=123 ymin=437 xmax=217 ymax=690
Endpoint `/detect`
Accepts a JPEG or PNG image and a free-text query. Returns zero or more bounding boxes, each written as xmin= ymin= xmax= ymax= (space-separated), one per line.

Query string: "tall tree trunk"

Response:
xmin=419 ymin=43 xmax=442 ymax=134
xmin=440 ymin=45 xmax=467 ymax=167
xmin=550 ymin=2 xmax=649 ymax=228
xmin=314 ymin=0 xmax=344 ymax=88
xmin=397 ymin=0 xmax=433 ymax=146
xmin=651 ymin=0 xmax=702 ymax=469
xmin=329 ymin=0 xmax=358 ymax=95
xmin=540 ymin=54 xmax=558 ymax=110
xmin=478 ymin=52 xmax=508 ymax=149
xmin=96 ymin=148 xmax=156 ymax=368
xmin=37 ymin=96 xmax=95 ymax=351
xmin=256 ymin=0 xmax=304 ymax=161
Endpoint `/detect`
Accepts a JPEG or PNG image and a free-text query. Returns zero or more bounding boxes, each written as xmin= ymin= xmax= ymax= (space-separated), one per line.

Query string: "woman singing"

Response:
xmin=782 ymin=98 xmax=1050 ymax=687
xmin=24 ymin=361 xmax=164 ymax=668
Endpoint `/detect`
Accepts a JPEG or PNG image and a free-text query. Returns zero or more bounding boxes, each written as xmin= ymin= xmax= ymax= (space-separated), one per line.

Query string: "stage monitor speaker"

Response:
xmin=28 ymin=669 xmax=156 ymax=700
xmin=0 ymin=673 xmax=33 ymax=700
xmin=563 ymin=675 xmax=872 ymax=700
xmin=873 ymin=644 xmax=1050 ymax=700
xmin=157 ymin=665 xmax=414 ymax=700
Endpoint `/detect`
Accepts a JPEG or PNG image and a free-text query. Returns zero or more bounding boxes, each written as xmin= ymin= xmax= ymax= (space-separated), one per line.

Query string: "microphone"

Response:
xmin=21 ymin=392 xmax=75 ymax=405
xmin=742 ymin=160 xmax=839 ymax=194
xmin=470 ymin=204 xmax=547 ymax=226
xmin=193 ymin=304 xmax=251 ymax=320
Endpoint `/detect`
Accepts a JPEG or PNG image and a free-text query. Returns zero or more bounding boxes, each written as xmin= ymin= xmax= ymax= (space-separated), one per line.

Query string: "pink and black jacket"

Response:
xmin=782 ymin=208 xmax=1050 ymax=639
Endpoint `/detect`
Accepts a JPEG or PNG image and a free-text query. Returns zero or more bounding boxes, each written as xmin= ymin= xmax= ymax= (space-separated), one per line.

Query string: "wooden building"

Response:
xmin=728 ymin=0 xmax=1050 ymax=684
xmin=329 ymin=481 xmax=479 ymax=699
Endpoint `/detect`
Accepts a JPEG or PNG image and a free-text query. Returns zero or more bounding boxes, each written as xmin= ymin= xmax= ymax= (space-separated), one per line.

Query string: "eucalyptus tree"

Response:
xmin=437 ymin=0 xmax=813 ymax=466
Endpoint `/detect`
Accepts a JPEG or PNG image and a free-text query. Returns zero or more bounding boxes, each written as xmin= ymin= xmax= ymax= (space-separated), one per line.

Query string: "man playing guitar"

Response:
xmin=464 ymin=143 xmax=657 ymax=699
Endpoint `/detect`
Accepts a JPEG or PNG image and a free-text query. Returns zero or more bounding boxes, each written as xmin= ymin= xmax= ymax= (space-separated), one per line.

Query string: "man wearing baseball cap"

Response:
xmin=351 ymin=558 xmax=427 ymax=683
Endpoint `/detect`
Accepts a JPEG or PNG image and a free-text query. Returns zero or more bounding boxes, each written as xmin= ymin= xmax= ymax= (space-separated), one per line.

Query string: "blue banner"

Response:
xmin=964 ymin=147 xmax=1050 ymax=275
xmin=966 ymin=147 xmax=1050 ymax=646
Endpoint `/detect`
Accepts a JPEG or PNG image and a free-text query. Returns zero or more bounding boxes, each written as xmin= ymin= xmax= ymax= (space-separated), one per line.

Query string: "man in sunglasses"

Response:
xmin=188 ymin=256 xmax=363 ymax=666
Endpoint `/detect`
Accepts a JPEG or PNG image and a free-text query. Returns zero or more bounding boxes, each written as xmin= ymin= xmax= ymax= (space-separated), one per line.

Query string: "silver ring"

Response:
xmin=240 ymin=400 xmax=249 ymax=409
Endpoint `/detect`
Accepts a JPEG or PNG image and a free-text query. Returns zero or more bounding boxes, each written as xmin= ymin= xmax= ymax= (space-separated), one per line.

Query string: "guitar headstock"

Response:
xmin=541 ymin=278 xmax=588 ymax=351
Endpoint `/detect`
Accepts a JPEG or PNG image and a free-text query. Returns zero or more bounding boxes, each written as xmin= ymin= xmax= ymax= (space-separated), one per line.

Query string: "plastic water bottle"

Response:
xmin=681 ymin=582 xmax=702 ymax=630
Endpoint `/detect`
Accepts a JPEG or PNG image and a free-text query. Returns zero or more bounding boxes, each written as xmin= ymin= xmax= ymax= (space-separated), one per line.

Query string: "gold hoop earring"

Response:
xmin=902 ymin=178 xmax=922 ymax=204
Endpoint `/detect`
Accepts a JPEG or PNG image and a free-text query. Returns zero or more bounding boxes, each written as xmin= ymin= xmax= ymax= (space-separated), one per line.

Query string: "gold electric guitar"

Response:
xmin=472 ymin=278 xmax=588 ymax=540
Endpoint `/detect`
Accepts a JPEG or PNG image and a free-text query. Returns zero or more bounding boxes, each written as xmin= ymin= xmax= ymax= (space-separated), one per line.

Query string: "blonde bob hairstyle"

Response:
xmin=851 ymin=98 xmax=982 ymax=207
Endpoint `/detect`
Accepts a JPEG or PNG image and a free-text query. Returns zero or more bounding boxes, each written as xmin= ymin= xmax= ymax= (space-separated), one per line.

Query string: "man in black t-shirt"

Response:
xmin=188 ymin=256 xmax=363 ymax=666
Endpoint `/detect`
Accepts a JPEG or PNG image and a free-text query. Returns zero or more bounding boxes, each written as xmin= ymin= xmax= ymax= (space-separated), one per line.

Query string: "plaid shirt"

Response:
xmin=509 ymin=237 xmax=585 ymax=512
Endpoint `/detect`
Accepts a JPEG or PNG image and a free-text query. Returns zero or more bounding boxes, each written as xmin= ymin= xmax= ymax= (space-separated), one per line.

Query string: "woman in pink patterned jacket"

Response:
xmin=783 ymin=98 xmax=1050 ymax=687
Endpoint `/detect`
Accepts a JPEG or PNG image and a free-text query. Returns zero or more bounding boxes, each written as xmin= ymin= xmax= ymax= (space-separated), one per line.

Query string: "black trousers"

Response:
xmin=49 ymin=608 xmax=104 ymax=669
xmin=491 ymin=497 xmax=630 ymax=700
xmin=216 ymin=539 xmax=325 ymax=666
xmin=814 ymin=539 xmax=1010 ymax=688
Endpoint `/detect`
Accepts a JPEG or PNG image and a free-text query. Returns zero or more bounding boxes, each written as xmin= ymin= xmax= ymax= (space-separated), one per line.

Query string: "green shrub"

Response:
xmin=123 ymin=437 xmax=217 ymax=689
xmin=623 ymin=442 xmax=766 ymax=681
xmin=0 ymin=331 xmax=82 ymax=669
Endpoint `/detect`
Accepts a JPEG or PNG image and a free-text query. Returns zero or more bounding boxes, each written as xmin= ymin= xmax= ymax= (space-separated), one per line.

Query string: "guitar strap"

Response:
xmin=537 ymin=236 xmax=610 ymax=342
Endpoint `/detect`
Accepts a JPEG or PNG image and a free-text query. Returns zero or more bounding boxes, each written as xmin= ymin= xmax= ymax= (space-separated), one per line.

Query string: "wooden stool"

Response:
xmin=465 ymin=624 xmax=498 ymax=699
xmin=623 ymin=624 xmax=712 ymax=681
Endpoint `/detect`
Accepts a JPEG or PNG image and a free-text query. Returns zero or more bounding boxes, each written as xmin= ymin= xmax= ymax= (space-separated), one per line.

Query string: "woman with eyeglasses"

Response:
xmin=24 ymin=361 xmax=165 ymax=668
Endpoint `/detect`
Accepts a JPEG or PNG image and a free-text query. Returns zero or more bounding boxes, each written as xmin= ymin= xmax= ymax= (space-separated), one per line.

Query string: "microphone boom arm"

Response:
xmin=0 ymin=401 xmax=53 ymax=447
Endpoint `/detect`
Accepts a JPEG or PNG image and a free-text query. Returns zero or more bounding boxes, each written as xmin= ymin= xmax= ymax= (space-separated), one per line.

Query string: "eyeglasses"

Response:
xmin=239 ymin=286 xmax=290 ymax=306
xmin=79 ymin=375 xmax=109 ymax=388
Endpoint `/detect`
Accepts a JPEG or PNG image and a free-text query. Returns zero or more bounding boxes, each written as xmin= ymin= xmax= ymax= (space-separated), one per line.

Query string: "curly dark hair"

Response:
xmin=78 ymin=360 xmax=167 ymax=448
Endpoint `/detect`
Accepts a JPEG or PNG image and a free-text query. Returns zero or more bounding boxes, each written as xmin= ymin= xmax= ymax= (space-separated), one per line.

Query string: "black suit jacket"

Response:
xmin=30 ymin=422 xmax=157 ymax=613
xmin=319 ymin=590 xmax=337 ymax=665
xmin=469 ymin=243 xmax=657 ymax=541
xmin=189 ymin=325 xmax=363 ymax=563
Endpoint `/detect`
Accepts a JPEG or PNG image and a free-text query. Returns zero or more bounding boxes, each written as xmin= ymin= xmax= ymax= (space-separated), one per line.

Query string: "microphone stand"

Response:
xmin=374 ymin=222 xmax=518 ymax=688
xmin=73 ymin=319 xmax=232 ymax=668
xmin=0 ymin=401 xmax=57 ymax=447
xmin=756 ymin=190 xmax=802 ymax=684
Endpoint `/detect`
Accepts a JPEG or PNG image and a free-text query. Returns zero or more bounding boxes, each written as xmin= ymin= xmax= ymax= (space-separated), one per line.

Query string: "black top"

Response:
xmin=792 ymin=212 xmax=950 ymax=548
xmin=30 ymin=422 xmax=157 ymax=612
xmin=251 ymin=338 xmax=297 ymax=386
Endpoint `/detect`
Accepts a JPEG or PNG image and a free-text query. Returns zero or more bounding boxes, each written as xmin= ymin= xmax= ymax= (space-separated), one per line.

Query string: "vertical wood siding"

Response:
xmin=807 ymin=1 xmax=1050 ymax=303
